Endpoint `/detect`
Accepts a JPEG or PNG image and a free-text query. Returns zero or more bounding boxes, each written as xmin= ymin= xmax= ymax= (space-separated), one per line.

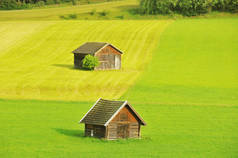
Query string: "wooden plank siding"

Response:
xmin=73 ymin=42 xmax=122 ymax=70
xmin=80 ymin=99 xmax=145 ymax=140
xmin=106 ymin=106 xmax=141 ymax=139
xmin=74 ymin=54 xmax=86 ymax=68
xmin=95 ymin=45 xmax=121 ymax=70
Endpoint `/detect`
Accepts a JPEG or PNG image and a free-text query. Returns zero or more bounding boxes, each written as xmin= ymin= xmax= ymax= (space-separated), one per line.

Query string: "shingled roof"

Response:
xmin=79 ymin=98 xmax=146 ymax=126
xmin=72 ymin=42 xmax=123 ymax=54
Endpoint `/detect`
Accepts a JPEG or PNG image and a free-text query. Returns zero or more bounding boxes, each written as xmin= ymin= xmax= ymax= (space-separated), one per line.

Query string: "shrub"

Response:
xmin=59 ymin=15 xmax=66 ymax=19
xmin=71 ymin=0 xmax=77 ymax=5
xmin=60 ymin=0 xmax=71 ymax=2
xmin=46 ymin=0 xmax=55 ymax=5
xmin=89 ymin=9 xmax=96 ymax=15
xmin=20 ymin=1 xmax=32 ymax=9
xmin=54 ymin=0 xmax=61 ymax=4
xmin=140 ymin=0 xmax=158 ymax=14
xmin=156 ymin=0 xmax=177 ymax=14
xmin=213 ymin=0 xmax=238 ymax=12
xmin=0 ymin=0 xmax=18 ymax=10
xmin=82 ymin=55 xmax=99 ymax=70
xmin=36 ymin=0 xmax=45 ymax=7
xmin=59 ymin=14 xmax=77 ymax=20
xmin=177 ymin=0 xmax=212 ymax=16
xmin=99 ymin=10 xmax=108 ymax=16
xmin=115 ymin=15 xmax=124 ymax=19
xmin=68 ymin=14 xmax=77 ymax=19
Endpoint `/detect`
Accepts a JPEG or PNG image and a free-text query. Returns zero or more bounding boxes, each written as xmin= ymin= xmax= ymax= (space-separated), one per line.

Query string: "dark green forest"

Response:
xmin=0 ymin=0 xmax=237 ymax=16
xmin=0 ymin=0 xmax=112 ymax=10
xmin=140 ymin=0 xmax=238 ymax=16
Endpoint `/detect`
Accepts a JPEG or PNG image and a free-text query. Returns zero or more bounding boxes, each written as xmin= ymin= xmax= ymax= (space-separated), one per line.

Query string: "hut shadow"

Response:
xmin=52 ymin=64 xmax=75 ymax=70
xmin=53 ymin=128 xmax=84 ymax=138
xmin=52 ymin=64 xmax=89 ymax=71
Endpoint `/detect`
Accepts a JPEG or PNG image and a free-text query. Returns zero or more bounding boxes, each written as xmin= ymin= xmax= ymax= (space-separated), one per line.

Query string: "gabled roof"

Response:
xmin=72 ymin=42 xmax=123 ymax=54
xmin=79 ymin=98 xmax=146 ymax=126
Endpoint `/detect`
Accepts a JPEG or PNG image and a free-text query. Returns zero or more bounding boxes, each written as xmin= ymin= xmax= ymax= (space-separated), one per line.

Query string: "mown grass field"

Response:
xmin=0 ymin=20 xmax=171 ymax=101
xmin=0 ymin=18 xmax=238 ymax=157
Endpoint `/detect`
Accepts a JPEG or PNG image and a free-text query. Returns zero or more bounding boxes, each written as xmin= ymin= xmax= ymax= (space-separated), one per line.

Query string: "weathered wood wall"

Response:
xmin=85 ymin=124 xmax=106 ymax=138
xmin=74 ymin=54 xmax=86 ymax=68
xmin=95 ymin=45 xmax=121 ymax=70
xmin=106 ymin=105 xmax=140 ymax=139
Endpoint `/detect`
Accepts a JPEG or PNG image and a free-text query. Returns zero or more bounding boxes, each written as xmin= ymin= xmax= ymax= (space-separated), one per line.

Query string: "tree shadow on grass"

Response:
xmin=53 ymin=128 xmax=84 ymax=138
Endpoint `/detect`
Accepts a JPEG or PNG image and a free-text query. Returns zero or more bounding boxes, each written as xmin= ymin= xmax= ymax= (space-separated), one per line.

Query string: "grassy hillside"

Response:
xmin=0 ymin=20 xmax=171 ymax=101
xmin=0 ymin=19 xmax=238 ymax=158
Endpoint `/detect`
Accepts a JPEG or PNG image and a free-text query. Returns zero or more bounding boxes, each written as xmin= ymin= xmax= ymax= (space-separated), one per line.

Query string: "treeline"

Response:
xmin=0 ymin=0 xmax=110 ymax=10
xmin=0 ymin=0 xmax=78 ymax=9
xmin=140 ymin=0 xmax=238 ymax=16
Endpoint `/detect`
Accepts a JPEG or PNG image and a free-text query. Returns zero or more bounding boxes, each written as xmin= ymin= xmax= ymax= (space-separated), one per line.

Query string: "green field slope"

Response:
xmin=0 ymin=20 xmax=171 ymax=101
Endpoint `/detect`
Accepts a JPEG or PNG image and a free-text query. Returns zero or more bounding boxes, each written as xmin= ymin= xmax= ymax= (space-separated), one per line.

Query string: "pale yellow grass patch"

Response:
xmin=0 ymin=20 xmax=172 ymax=101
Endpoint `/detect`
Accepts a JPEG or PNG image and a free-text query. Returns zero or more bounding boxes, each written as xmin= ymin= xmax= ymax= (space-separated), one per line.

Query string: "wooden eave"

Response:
xmin=104 ymin=101 xmax=146 ymax=126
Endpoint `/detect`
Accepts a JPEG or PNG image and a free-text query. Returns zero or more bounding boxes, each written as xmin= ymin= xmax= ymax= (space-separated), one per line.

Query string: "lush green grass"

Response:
xmin=0 ymin=19 xmax=238 ymax=158
xmin=0 ymin=20 xmax=171 ymax=101
xmin=123 ymin=18 xmax=238 ymax=106
xmin=0 ymin=97 xmax=237 ymax=157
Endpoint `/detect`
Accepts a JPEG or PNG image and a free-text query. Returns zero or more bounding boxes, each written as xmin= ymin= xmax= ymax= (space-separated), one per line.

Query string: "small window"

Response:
xmin=91 ymin=130 xmax=94 ymax=137
xmin=120 ymin=113 xmax=128 ymax=121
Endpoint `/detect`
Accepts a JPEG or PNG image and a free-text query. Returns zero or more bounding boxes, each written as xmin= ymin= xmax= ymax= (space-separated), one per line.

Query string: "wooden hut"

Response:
xmin=79 ymin=98 xmax=146 ymax=140
xmin=72 ymin=42 xmax=123 ymax=70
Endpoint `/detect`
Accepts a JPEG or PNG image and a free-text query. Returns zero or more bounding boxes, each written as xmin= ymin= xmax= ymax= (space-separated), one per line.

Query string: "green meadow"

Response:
xmin=0 ymin=1 xmax=238 ymax=157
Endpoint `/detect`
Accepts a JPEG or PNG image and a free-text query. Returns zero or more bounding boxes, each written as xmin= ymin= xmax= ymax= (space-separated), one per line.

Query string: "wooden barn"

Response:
xmin=72 ymin=42 xmax=123 ymax=70
xmin=79 ymin=98 xmax=146 ymax=140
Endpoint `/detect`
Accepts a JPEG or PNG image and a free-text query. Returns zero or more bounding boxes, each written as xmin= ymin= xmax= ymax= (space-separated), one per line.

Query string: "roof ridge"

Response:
xmin=79 ymin=98 xmax=146 ymax=126
xmin=100 ymin=98 xmax=125 ymax=102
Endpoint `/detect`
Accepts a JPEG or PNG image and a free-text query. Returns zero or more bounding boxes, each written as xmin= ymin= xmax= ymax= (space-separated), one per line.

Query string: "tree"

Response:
xmin=82 ymin=55 xmax=99 ymax=70
xmin=71 ymin=0 xmax=77 ymax=5
xmin=0 ymin=0 xmax=18 ymax=9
